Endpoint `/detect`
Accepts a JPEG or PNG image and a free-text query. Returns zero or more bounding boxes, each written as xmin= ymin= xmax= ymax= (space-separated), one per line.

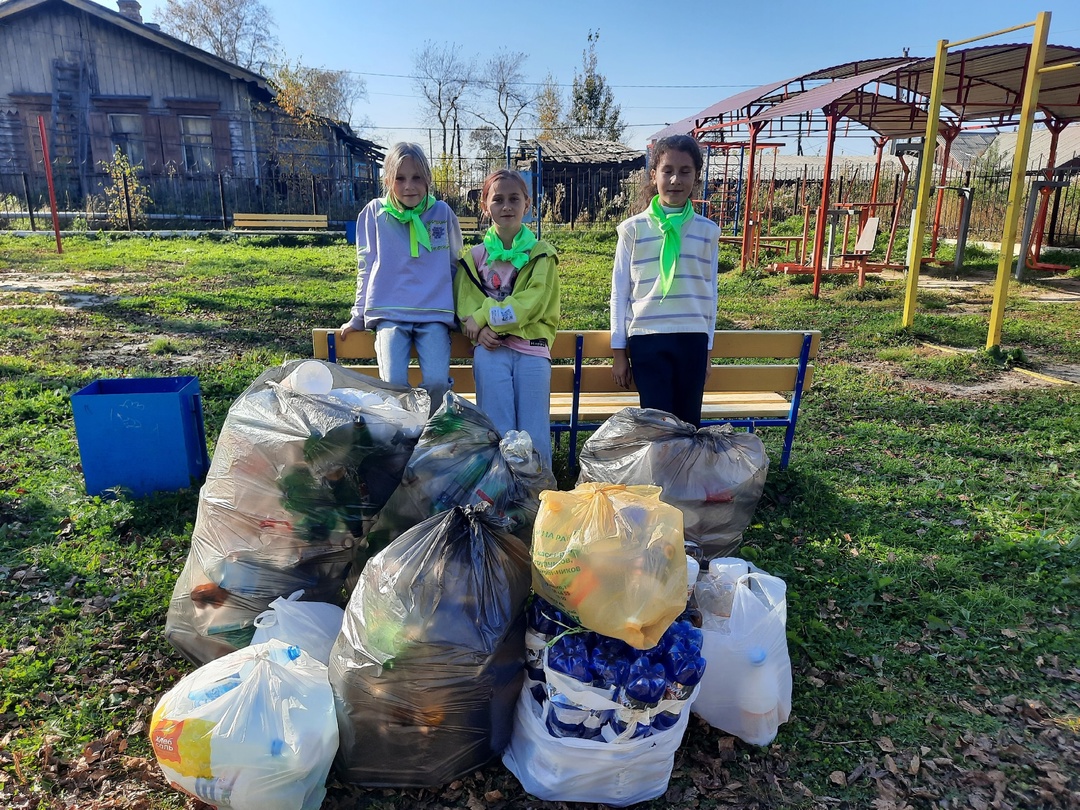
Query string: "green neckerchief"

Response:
xmin=647 ymin=195 xmax=694 ymax=298
xmin=381 ymin=194 xmax=435 ymax=257
xmin=482 ymin=225 xmax=537 ymax=270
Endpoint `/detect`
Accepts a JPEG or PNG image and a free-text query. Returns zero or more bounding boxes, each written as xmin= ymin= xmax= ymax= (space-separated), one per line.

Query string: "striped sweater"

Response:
xmin=609 ymin=209 xmax=720 ymax=349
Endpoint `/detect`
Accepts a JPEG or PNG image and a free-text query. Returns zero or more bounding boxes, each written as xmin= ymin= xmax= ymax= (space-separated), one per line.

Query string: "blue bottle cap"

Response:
xmin=748 ymin=646 xmax=767 ymax=666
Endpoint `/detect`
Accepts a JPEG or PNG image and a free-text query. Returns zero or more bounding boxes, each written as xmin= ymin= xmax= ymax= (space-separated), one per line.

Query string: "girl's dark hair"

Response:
xmin=634 ymin=134 xmax=705 ymax=213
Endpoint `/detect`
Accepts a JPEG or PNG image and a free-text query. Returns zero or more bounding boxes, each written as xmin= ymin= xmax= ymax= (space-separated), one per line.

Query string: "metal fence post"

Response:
xmin=218 ymin=173 xmax=227 ymax=229
xmin=121 ymin=171 xmax=133 ymax=231
xmin=21 ymin=173 xmax=36 ymax=231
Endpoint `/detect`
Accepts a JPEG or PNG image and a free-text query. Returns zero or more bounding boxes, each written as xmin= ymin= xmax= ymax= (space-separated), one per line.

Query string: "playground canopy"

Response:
xmin=649 ymin=41 xmax=1080 ymax=308
xmin=650 ymin=45 xmax=1080 ymax=145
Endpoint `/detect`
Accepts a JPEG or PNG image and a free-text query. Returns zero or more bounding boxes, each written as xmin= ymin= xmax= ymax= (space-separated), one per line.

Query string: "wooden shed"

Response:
xmin=513 ymin=138 xmax=645 ymax=224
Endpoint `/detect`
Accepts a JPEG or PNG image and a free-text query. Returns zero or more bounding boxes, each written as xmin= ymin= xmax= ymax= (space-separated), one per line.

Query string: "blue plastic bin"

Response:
xmin=345 ymin=219 xmax=357 ymax=245
xmin=71 ymin=376 xmax=210 ymax=497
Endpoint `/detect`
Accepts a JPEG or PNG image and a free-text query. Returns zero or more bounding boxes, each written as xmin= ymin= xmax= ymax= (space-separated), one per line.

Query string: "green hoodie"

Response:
xmin=454 ymin=240 xmax=561 ymax=347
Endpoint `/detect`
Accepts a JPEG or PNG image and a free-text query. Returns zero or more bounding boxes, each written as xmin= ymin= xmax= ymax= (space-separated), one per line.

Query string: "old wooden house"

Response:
xmin=0 ymin=0 xmax=381 ymax=219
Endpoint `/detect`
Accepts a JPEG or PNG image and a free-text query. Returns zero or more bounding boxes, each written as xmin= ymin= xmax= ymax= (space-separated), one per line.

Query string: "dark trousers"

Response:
xmin=627 ymin=332 xmax=709 ymax=426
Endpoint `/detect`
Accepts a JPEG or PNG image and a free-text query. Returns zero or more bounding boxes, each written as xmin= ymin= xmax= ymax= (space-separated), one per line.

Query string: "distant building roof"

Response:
xmin=515 ymin=138 xmax=644 ymax=166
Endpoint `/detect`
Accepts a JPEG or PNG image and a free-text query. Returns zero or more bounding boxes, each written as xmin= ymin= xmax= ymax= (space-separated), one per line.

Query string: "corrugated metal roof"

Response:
xmin=515 ymin=138 xmax=644 ymax=165
xmin=905 ymin=44 xmax=1080 ymax=122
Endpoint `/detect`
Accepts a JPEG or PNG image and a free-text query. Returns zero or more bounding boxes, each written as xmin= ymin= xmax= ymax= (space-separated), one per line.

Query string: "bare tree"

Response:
xmin=269 ymin=59 xmax=367 ymax=126
xmin=536 ymin=73 xmax=564 ymax=140
xmin=412 ymin=41 xmax=473 ymax=157
xmin=472 ymin=51 xmax=535 ymax=158
xmin=156 ymin=0 xmax=277 ymax=73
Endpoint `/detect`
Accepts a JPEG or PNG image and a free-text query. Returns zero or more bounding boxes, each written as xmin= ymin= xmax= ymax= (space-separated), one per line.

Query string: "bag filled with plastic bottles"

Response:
xmin=360 ymin=391 xmax=555 ymax=569
xmin=691 ymin=559 xmax=792 ymax=745
xmin=165 ymin=360 xmax=426 ymax=666
xmin=531 ymin=483 xmax=687 ymax=649
xmin=150 ymin=639 xmax=338 ymax=810
xmin=577 ymin=408 xmax=769 ymax=559
xmin=329 ymin=504 xmax=532 ymax=787
xmin=503 ymin=616 xmax=702 ymax=807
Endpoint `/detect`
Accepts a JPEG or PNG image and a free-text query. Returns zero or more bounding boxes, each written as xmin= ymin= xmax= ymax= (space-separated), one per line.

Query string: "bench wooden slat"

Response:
xmin=576 ymin=364 xmax=813 ymax=393
xmin=234 ymin=213 xmax=328 ymax=230
xmin=573 ymin=329 xmax=821 ymax=360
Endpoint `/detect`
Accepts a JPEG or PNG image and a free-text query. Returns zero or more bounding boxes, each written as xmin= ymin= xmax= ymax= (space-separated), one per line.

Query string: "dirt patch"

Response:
xmin=0 ymin=272 xmax=118 ymax=310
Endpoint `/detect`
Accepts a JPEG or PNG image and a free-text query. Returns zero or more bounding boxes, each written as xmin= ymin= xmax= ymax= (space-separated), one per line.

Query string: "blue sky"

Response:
xmin=96 ymin=0 xmax=1080 ymax=155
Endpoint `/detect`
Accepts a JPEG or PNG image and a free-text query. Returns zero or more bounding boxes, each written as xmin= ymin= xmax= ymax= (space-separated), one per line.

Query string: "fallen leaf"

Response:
xmin=829 ymin=770 xmax=847 ymax=786
xmin=878 ymin=737 xmax=896 ymax=752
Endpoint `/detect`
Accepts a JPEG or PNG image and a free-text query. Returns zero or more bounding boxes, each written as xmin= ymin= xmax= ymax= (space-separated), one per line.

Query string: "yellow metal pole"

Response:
xmin=902 ymin=38 xmax=948 ymax=327
xmin=986 ymin=11 xmax=1050 ymax=349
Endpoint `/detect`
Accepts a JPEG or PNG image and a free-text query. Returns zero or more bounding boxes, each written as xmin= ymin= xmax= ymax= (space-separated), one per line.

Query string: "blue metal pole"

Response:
xmin=536 ymin=144 xmax=543 ymax=240
xmin=702 ymin=145 xmax=711 ymax=217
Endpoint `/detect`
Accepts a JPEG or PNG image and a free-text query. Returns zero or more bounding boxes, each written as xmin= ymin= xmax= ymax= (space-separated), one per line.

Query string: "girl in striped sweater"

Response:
xmin=610 ymin=134 xmax=720 ymax=426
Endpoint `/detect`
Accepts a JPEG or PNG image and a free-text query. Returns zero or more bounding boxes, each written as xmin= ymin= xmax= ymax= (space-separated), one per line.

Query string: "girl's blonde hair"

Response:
xmin=479 ymin=169 xmax=531 ymax=212
xmin=634 ymin=134 xmax=704 ymax=213
xmin=382 ymin=142 xmax=433 ymax=203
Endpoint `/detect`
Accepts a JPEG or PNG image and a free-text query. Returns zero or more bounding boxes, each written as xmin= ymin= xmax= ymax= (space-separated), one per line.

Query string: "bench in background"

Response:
xmin=457 ymin=215 xmax=484 ymax=236
xmin=233 ymin=213 xmax=328 ymax=230
xmin=312 ymin=328 xmax=820 ymax=470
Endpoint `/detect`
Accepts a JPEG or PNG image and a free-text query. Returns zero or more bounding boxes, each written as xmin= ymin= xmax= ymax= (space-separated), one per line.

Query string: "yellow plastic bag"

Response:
xmin=531 ymin=483 xmax=686 ymax=649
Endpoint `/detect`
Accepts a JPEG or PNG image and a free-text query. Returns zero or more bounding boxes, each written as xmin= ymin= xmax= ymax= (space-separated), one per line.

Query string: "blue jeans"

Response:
xmin=374 ymin=321 xmax=451 ymax=412
xmin=473 ymin=345 xmax=552 ymax=465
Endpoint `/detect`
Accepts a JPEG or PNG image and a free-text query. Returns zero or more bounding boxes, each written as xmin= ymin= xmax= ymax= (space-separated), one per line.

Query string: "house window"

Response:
xmin=109 ymin=114 xmax=145 ymax=167
xmin=180 ymin=115 xmax=213 ymax=172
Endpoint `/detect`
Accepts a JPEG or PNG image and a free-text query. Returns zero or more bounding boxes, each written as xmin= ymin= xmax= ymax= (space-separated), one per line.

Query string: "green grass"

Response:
xmin=0 ymin=230 xmax=1077 ymax=809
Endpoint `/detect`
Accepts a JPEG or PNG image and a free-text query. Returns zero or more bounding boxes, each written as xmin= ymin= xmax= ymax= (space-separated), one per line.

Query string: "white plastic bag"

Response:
xmin=250 ymin=590 xmax=344 ymax=665
xmin=150 ymin=639 xmax=338 ymax=810
xmin=691 ymin=566 xmax=792 ymax=745
xmin=502 ymin=680 xmax=697 ymax=807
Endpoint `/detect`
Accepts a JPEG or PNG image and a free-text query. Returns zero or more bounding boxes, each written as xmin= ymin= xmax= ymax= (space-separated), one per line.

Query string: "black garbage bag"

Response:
xmin=358 ymin=391 xmax=555 ymax=571
xmin=577 ymin=408 xmax=769 ymax=559
xmin=329 ymin=504 xmax=532 ymax=787
xmin=165 ymin=359 xmax=427 ymax=666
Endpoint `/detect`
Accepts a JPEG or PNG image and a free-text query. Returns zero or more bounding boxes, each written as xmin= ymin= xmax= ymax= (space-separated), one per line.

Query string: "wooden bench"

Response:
xmin=233 ymin=213 xmax=328 ymax=230
xmin=312 ymin=328 xmax=820 ymax=470
xmin=457 ymin=215 xmax=484 ymax=235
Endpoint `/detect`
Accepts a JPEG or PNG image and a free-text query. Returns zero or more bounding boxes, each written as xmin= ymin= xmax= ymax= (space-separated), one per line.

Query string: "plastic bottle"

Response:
xmin=651 ymin=642 xmax=707 ymax=731
xmin=524 ymin=598 xmax=565 ymax=703
xmin=285 ymin=361 xmax=334 ymax=395
xmin=544 ymin=635 xmax=593 ymax=738
xmin=606 ymin=655 xmax=666 ymax=740
xmin=431 ymin=451 xmax=490 ymax=513
xmin=738 ymin=645 xmax=780 ymax=745
xmin=685 ymin=555 xmax=700 ymax=602
xmin=188 ymin=672 xmax=242 ymax=707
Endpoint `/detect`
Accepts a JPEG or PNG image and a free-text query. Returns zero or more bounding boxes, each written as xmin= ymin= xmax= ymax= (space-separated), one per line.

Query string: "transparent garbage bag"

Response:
xmin=329 ymin=504 xmax=532 ymax=787
xmin=360 ymin=391 xmax=555 ymax=570
xmin=531 ymin=483 xmax=687 ymax=649
xmin=691 ymin=562 xmax=792 ymax=745
xmin=577 ymin=408 xmax=769 ymax=559
xmin=166 ymin=360 xmax=426 ymax=665
xmin=150 ymin=639 xmax=338 ymax=810
xmin=250 ymin=590 xmax=345 ymax=665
